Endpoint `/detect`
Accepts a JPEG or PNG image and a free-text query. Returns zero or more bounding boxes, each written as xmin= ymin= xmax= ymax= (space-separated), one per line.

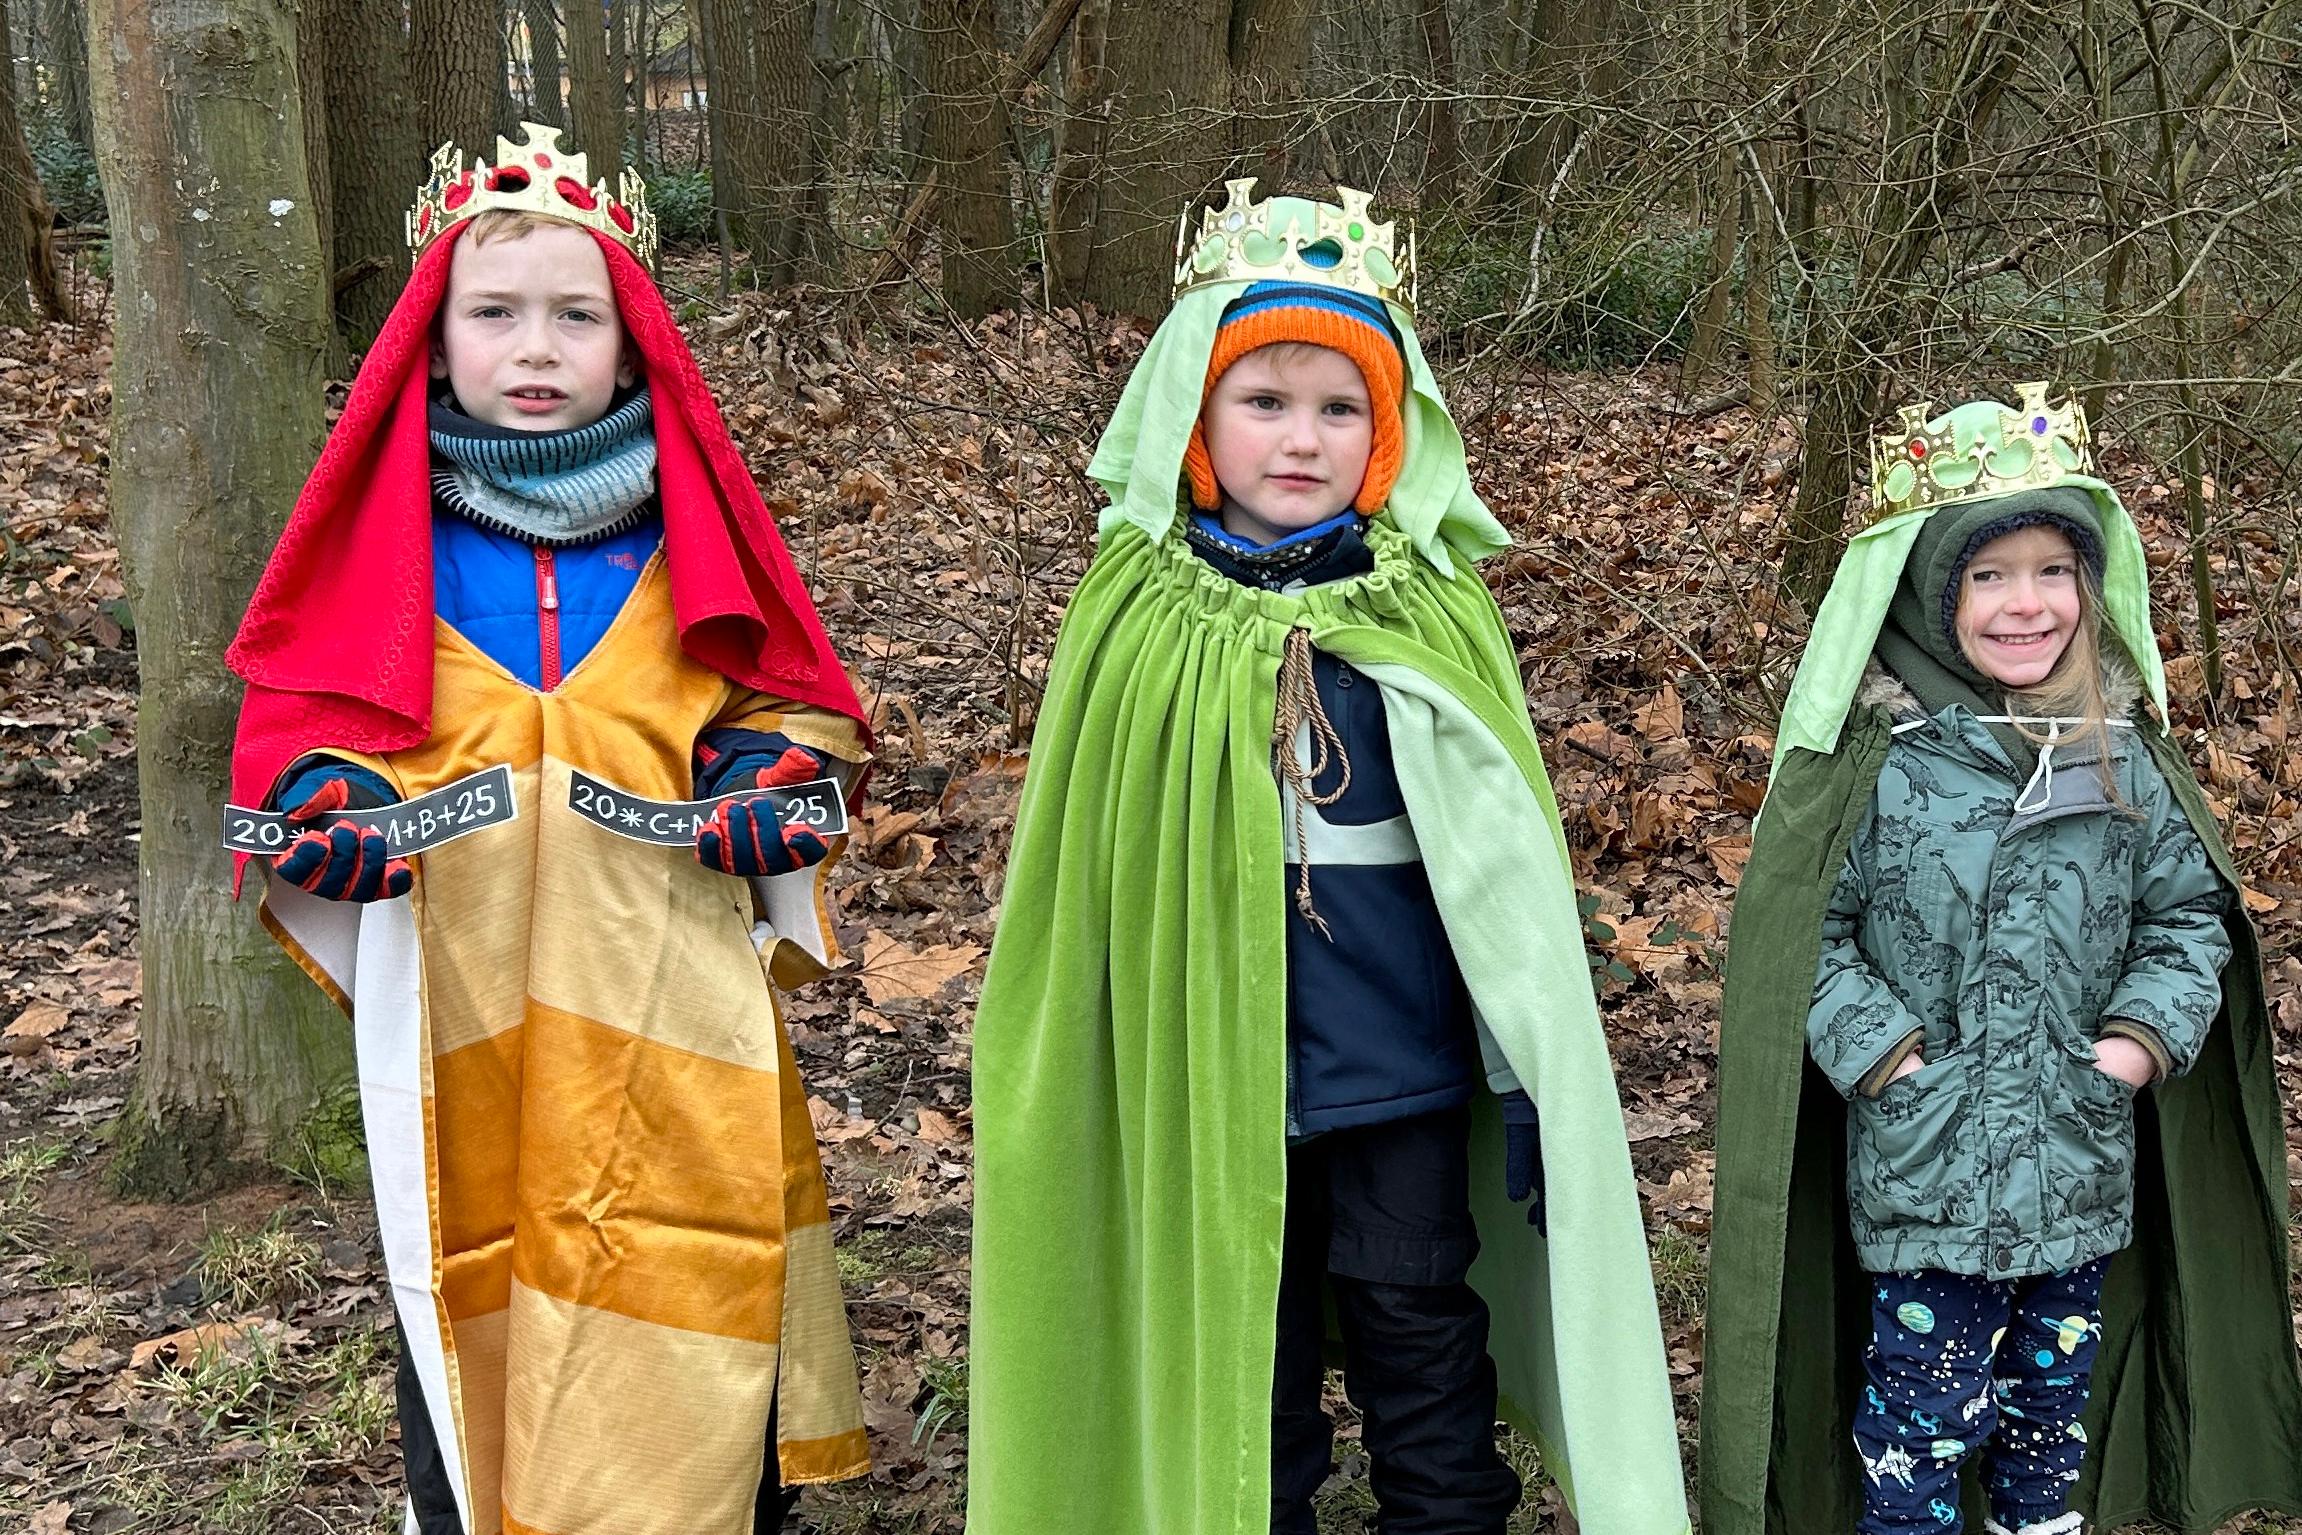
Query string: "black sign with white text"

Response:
xmin=565 ymin=770 xmax=850 ymax=847
xmin=222 ymin=764 xmax=518 ymax=857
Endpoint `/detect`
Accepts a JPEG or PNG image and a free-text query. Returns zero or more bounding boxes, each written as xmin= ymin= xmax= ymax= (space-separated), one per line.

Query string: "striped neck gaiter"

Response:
xmin=429 ymin=387 xmax=659 ymax=546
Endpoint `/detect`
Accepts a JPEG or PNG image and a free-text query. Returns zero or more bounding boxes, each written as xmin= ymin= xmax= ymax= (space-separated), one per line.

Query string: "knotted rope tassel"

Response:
xmin=1272 ymin=626 xmax=1351 ymax=940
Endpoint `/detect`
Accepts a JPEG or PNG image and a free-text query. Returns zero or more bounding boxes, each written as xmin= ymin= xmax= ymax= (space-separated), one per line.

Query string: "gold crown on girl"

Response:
xmin=1867 ymin=382 xmax=2094 ymax=526
xmin=406 ymin=122 xmax=658 ymax=268
xmin=1173 ymin=179 xmax=1416 ymax=312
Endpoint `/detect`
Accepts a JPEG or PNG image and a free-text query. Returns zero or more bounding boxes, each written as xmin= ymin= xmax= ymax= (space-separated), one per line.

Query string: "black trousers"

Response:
xmin=1270 ymin=1107 xmax=1522 ymax=1535
xmin=395 ymin=1318 xmax=801 ymax=1533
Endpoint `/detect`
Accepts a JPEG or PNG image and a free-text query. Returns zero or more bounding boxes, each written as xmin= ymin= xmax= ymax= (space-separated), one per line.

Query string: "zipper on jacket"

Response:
xmin=534 ymin=546 xmax=563 ymax=690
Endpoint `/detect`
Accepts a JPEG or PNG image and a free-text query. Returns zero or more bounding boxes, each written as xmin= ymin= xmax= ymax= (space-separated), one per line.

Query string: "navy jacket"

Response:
xmin=1186 ymin=513 xmax=1481 ymax=1137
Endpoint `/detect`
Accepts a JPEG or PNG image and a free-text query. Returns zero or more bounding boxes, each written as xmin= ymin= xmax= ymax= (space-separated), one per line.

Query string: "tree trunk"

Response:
xmin=88 ymin=0 xmax=353 ymax=1198
xmin=689 ymin=0 xmax=738 ymax=277
xmin=1067 ymin=0 xmax=1231 ymax=315
xmin=1229 ymin=0 xmax=1309 ymax=190
xmin=411 ymin=0 xmax=503 ymax=158
xmin=1486 ymin=0 xmax=1574 ymax=221
xmin=1745 ymin=142 xmax=1778 ymax=417
xmin=1046 ymin=0 xmax=1108 ymax=302
xmin=924 ymin=0 xmax=1011 ymax=315
xmin=1682 ymin=142 xmax=1741 ymax=386
xmin=316 ymin=0 xmax=412 ymax=351
xmin=611 ymin=0 xmax=637 ymax=167
xmin=1408 ymin=0 xmax=1458 ymax=204
xmin=700 ymin=0 xmax=818 ymax=277
xmin=44 ymin=0 xmax=92 ymax=149
xmin=0 ymin=0 xmax=59 ymax=326
xmin=567 ymin=0 xmax=621 ymax=178
xmin=1780 ymin=356 xmax=1866 ymax=610
xmin=796 ymin=0 xmax=835 ymax=272
xmin=294 ymin=3 xmax=349 ymax=376
xmin=628 ymin=0 xmax=649 ymax=165
xmin=1779 ymin=27 xmax=2016 ymax=607
xmin=526 ymin=0 xmax=564 ymax=125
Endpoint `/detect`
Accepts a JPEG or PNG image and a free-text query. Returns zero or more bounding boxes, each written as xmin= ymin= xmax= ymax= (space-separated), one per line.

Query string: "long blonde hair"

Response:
xmin=1957 ymin=555 xmax=2126 ymax=799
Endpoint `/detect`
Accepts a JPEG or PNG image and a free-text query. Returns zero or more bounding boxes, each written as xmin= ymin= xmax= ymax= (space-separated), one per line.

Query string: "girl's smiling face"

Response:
xmin=1955 ymin=524 xmax=2083 ymax=688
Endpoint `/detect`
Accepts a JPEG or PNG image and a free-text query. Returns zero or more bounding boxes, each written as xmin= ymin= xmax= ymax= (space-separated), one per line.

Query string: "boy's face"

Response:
xmin=431 ymin=221 xmax=636 ymax=432
xmin=1201 ymin=345 xmax=1373 ymax=544
xmin=1954 ymin=524 xmax=2083 ymax=688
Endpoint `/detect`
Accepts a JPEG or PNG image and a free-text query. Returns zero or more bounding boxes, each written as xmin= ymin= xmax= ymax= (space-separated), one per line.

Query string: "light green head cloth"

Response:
xmin=1086 ymin=268 xmax=1511 ymax=576
xmin=1775 ymin=394 xmax=2169 ymax=759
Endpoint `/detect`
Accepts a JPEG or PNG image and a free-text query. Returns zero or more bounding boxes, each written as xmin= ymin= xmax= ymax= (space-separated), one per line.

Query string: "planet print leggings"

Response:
xmin=1853 ymin=1258 xmax=2110 ymax=1535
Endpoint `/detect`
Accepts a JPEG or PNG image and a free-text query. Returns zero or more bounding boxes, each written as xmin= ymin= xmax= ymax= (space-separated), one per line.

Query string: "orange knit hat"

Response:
xmin=1182 ymin=283 xmax=1407 ymax=514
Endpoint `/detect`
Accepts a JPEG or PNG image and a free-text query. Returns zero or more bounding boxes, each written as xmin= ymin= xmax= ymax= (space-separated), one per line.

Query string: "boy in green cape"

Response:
xmin=1700 ymin=386 xmax=2302 ymax=1533
xmin=967 ymin=181 xmax=1689 ymax=1535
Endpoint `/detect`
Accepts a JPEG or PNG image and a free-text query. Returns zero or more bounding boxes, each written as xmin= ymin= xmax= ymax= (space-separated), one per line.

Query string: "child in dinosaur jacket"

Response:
xmin=1701 ymin=389 xmax=2302 ymax=1535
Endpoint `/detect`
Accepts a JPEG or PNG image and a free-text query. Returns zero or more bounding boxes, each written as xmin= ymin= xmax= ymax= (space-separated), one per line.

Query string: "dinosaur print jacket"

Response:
xmin=1804 ymin=661 xmax=2230 ymax=1277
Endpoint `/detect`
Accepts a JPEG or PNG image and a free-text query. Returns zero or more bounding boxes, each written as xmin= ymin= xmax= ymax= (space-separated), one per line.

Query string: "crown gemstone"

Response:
xmin=1866 ymin=387 xmax=2094 ymax=528
xmin=1348 ymin=221 xmax=1364 ymax=240
xmin=408 ymin=122 xmax=659 ymax=267
xmin=1224 ymin=212 xmax=1245 ymax=232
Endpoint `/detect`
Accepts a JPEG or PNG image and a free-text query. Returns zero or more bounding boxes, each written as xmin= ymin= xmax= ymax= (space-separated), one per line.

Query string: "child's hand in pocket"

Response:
xmin=2092 ymin=1035 xmax=2158 ymax=1089
xmin=1885 ymin=1050 xmax=1926 ymax=1086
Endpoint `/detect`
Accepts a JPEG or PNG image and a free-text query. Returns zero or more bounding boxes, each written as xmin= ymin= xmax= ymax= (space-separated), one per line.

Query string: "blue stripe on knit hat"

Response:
xmin=1220 ymin=281 xmax=1404 ymax=354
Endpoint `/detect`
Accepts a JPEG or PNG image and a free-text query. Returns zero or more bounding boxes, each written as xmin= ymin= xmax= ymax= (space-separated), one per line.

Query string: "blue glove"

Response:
xmin=1499 ymin=1089 xmax=1546 ymax=1234
xmin=694 ymin=734 xmax=832 ymax=878
xmin=269 ymin=758 xmax=412 ymax=902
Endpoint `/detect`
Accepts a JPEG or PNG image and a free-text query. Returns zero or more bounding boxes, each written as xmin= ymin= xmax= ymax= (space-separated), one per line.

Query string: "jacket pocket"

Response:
xmin=1848 ymin=1054 xmax=1971 ymax=1228
xmin=2044 ymin=1053 xmax=2137 ymax=1231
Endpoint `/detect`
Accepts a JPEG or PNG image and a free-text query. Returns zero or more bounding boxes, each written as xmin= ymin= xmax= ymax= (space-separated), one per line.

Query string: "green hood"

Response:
xmin=1775 ymin=397 xmax=2164 ymax=762
xmin=1874 ymin=484 xmax=2109 ymax=767
xmin=1086 ymin=274 xmax=1510 ymax=575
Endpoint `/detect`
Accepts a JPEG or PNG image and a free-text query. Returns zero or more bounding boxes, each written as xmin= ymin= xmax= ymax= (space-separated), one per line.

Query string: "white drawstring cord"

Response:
xmin=2014 ymin=719 xmax=2062 ymax=813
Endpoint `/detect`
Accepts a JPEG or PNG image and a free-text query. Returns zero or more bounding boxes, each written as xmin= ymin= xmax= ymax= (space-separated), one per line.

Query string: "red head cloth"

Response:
xmin=228 ymin=223 xmax=867 ymax=821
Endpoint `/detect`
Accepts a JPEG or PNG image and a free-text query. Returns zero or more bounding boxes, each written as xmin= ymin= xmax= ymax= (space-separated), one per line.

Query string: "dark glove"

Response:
xmin=1499 ymin=1089 xmax=1546 ymax=1234
xmin=270 ymin=758 xmax=413 ymax=902
xmin=694 ymin=736 xmax=831 ymax=877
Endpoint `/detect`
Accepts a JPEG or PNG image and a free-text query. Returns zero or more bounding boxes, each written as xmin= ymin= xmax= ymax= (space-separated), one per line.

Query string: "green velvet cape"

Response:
xmin=1700 ymin=712 xmax=2302 ymax=1533
xmin=967 ymin=516 xmax=1690 ymax=1534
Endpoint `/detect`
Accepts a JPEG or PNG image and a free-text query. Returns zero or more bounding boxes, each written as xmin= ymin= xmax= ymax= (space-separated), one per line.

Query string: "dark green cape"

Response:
xmin=1699 ymin=710 xmax=2302 ymax=1532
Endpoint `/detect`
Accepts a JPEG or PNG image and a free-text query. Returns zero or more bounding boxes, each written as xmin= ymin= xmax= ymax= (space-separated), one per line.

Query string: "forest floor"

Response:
xmin=0 ymin=269 xmax=2297 ymax=1533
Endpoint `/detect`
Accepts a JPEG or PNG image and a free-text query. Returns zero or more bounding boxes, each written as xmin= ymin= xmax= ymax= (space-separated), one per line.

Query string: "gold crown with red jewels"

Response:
xmin=406 ymin=122 xmax=658 ymax=268
xmin=1866 ymin=382 xmax=2094 ymax=526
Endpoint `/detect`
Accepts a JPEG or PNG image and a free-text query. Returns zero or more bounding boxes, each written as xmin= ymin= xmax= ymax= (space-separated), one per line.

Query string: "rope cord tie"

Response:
xmin=1273 ymin=626 xmax=1351 ymax=940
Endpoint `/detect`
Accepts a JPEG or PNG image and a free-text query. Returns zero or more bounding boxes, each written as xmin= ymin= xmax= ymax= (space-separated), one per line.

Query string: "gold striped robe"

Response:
xmin=260 ymin=553 xmax=869 ymax=1534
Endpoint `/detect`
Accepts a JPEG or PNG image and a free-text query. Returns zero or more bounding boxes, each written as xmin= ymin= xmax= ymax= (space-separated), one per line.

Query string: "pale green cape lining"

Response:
xmin=1339 ymin=629 xmax=1691 ymax=1535
xmin=1085 ymin=279 xmax=1511 ymax=575
xmin=1775 ymin=478 xmax=2168 ymax=759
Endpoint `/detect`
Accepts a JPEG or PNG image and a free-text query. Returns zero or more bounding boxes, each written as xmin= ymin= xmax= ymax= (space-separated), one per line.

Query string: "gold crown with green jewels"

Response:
xmin=407 ymin=122 xmax=658 ymax=268
xmin=1867 ymin=383 xmax=2094 ymax=526
xmin=1173 ymin=179 xmax=1416 ymax=311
